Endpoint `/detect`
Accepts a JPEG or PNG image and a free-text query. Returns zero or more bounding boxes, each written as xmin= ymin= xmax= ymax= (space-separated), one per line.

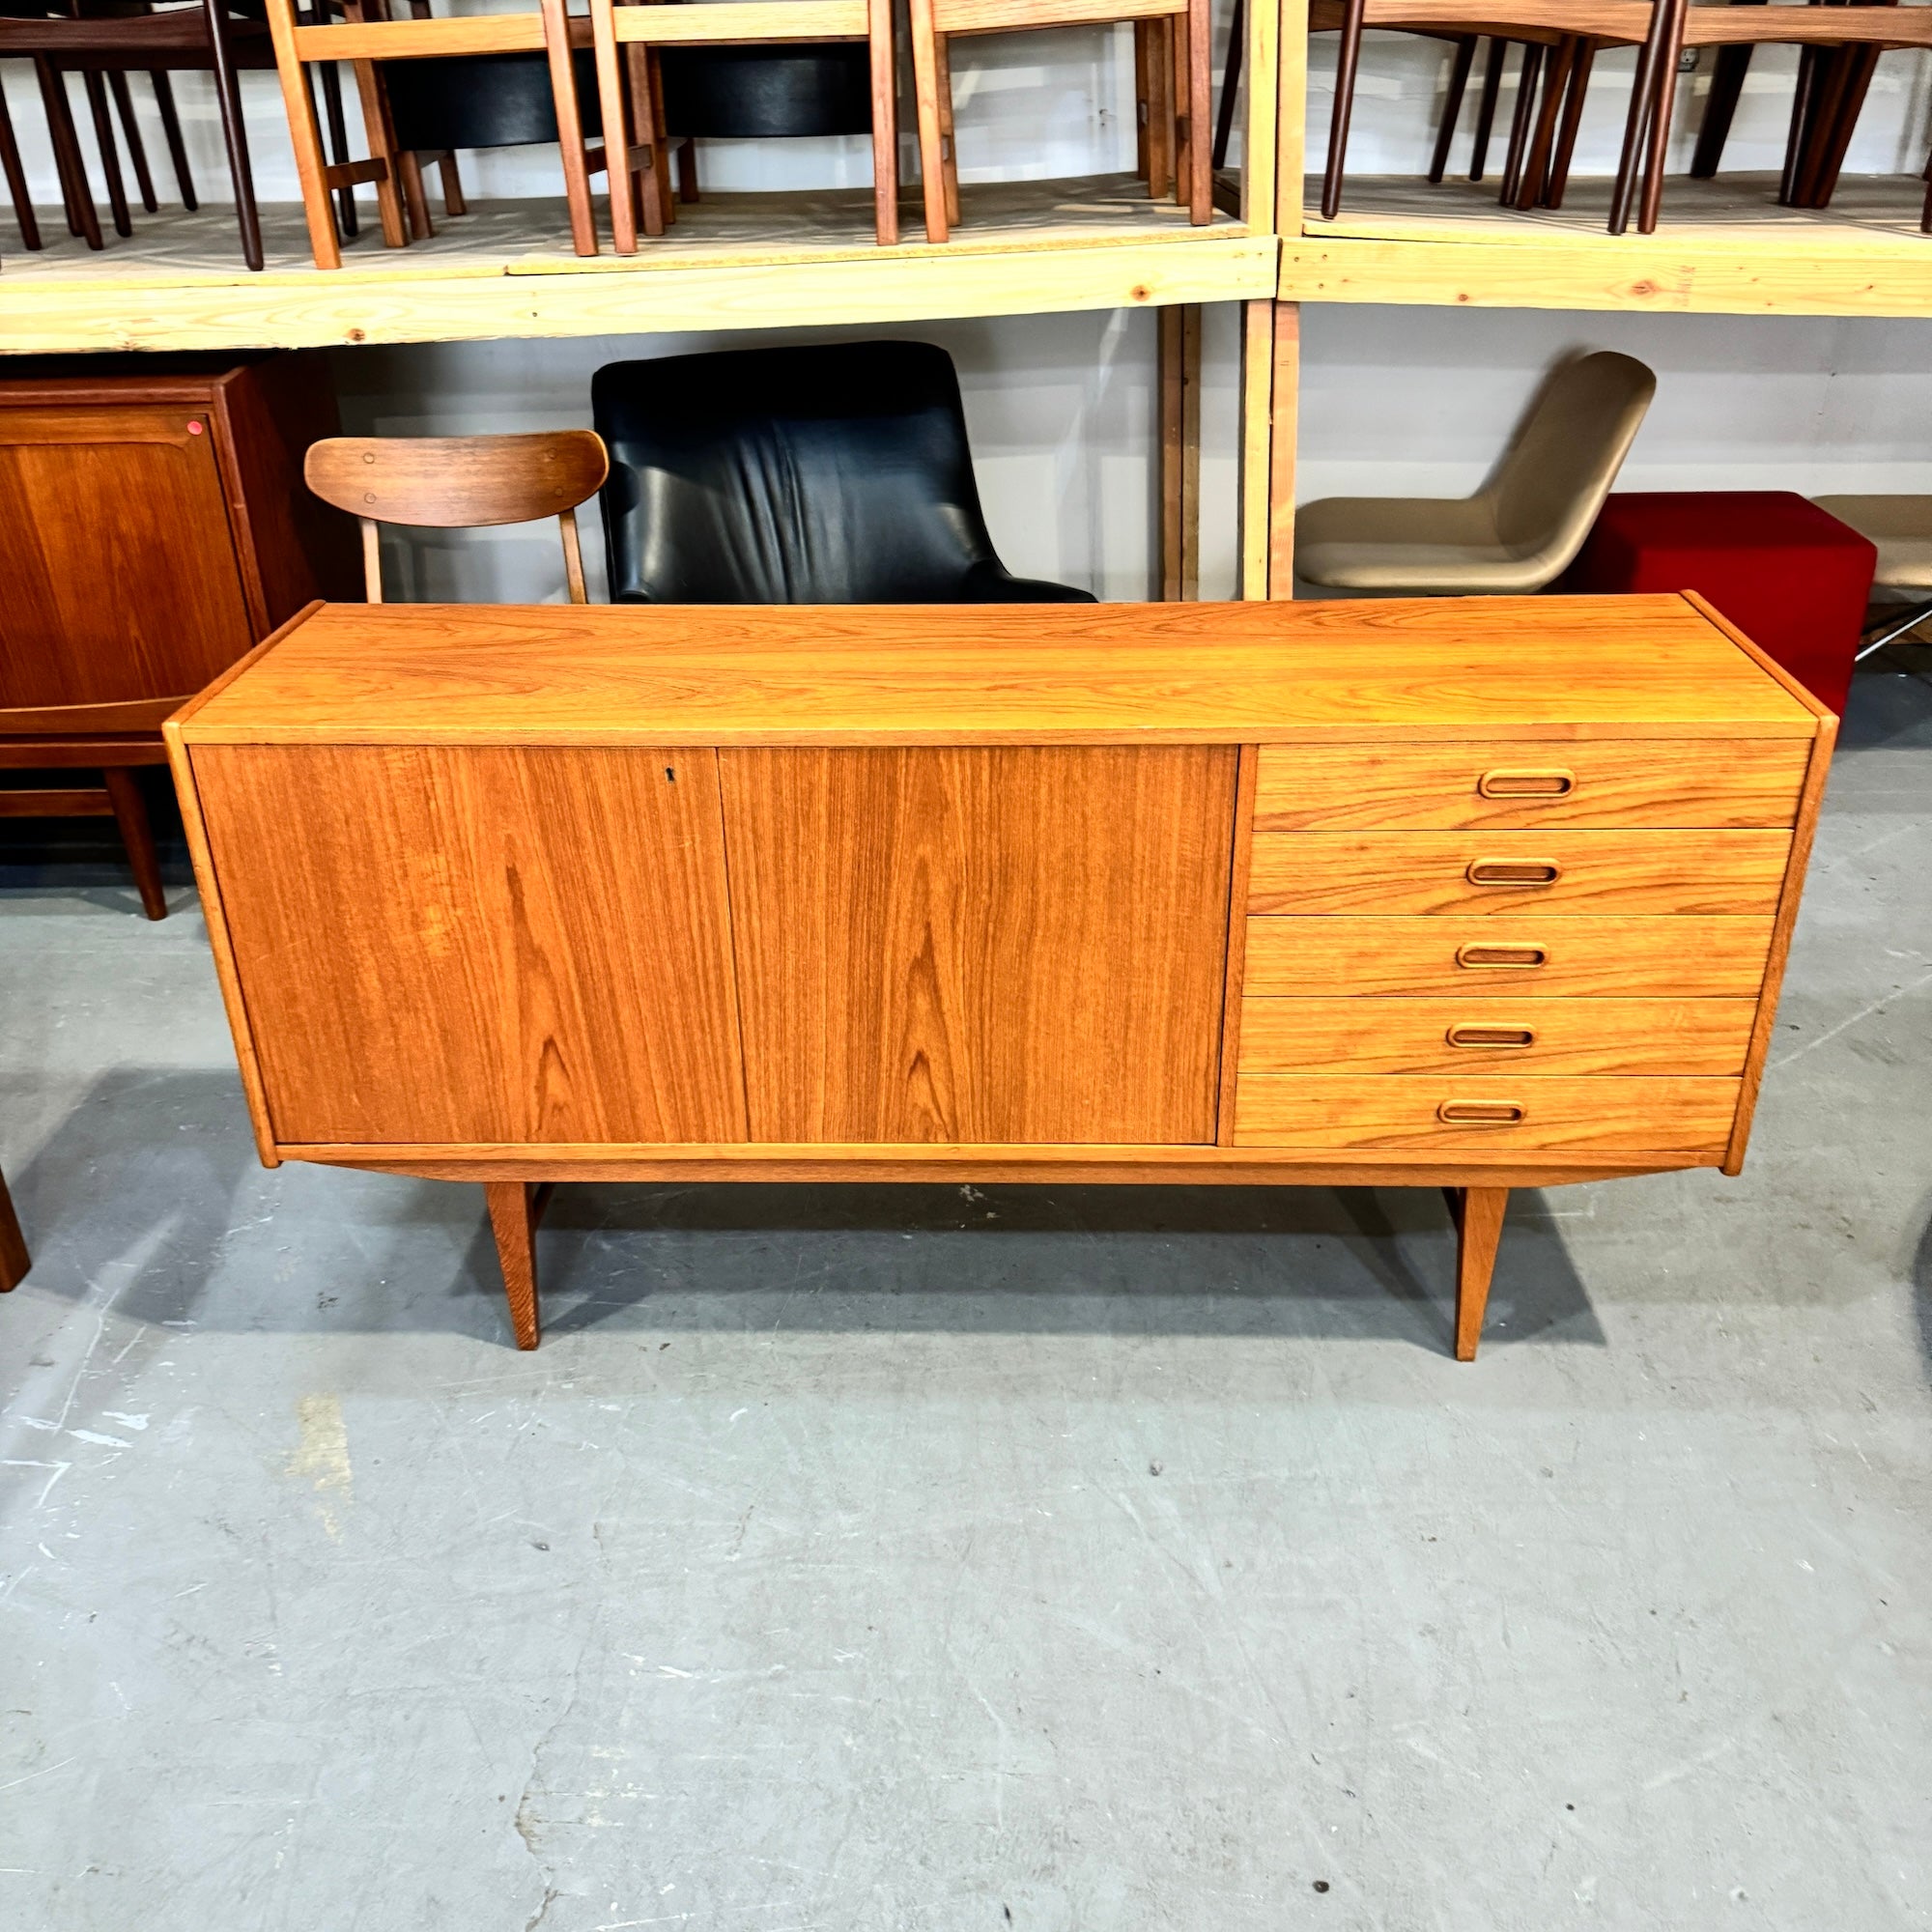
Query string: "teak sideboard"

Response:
xmin=164 ymin=596 xmax=1834 ymax=1355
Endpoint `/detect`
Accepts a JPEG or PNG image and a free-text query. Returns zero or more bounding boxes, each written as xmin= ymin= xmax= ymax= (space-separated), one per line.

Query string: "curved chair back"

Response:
xmin=593 ymin=341 xmax=1090 ymax=604
xmin=382 ymin=48 xmax=604 ymax=154
xmin=304 ymin=430 xmax=610 ymax=604
xmin=1491 ymin=350 xmax=1656 ymax=574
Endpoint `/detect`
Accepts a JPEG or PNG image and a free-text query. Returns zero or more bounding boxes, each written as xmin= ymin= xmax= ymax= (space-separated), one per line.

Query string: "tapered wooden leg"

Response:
xmin=907 ymin=0 xmax=950 ymax=242
xmin=0 ymin=83 xmax=39 ymax=250
xmin=81 ymin=71 xmax=132 ymax=238
xmin=933 ymin=32 xmax=960 ymax=227
xmin=39 ymin=61 xmax=102 ymax=248
xmin=108 ymin=72 xmax=157 ymax=213
xmin=1498 ymin=42 xmax=1542 ymax=208
xmin=1468 ymin=37 xmax=1504 ymax=182
xmin=1444 ymin=1184 xmax=1507 ymax=1361
xmin=867 ymin=0 xmax=897 ymax=244
xmin=1429 ymin=37 xmax=1476 ymax=185
xmin=1321 ymin=0 xmax=1366 ymax=219
xmin=150 ymin=71 xmax=196 ymax=211
xmin=1545 ymin=38 xmax=1592 ymax=208
xmin=486 ymin=1180 xmax=554 ymax=1350
xmin=0 ymin=1170 xmax=27 ymax=1293
xmin=101 ymin=768 xmax=165 ymax=920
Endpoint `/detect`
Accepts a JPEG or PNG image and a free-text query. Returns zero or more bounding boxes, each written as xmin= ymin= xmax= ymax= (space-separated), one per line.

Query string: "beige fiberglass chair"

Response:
xmin=1294 ymin=351 xmax=1656 ymax=594
xmin=1810 ymin=496 xmax=1932 ymax=662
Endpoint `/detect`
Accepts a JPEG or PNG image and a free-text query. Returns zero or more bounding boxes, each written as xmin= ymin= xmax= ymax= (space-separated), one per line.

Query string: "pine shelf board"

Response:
xmin=1281 ymin=172 xmax=1932 ymax=317
xmin=0 ymin=177 xmax=1275 ymax=354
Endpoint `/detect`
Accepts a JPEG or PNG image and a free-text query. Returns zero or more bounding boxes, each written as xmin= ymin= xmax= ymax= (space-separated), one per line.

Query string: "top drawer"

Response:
xmin=1254 ymin=740 xmax=1810 ymax=832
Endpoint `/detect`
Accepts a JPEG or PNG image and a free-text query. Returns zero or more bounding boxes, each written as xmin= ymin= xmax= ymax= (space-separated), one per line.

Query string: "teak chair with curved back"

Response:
xmin=1295 ymin=350 xmax=1656 ymax=594
xmin=304 ymin=431 xmax=611 ymax=603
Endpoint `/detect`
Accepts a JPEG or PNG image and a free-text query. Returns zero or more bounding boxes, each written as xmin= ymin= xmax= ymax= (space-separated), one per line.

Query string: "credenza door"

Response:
xmin=194 ymin=745 xmax=748 ymax=1147
xmin=718 ymin=746 xmax=1237 ymax=1145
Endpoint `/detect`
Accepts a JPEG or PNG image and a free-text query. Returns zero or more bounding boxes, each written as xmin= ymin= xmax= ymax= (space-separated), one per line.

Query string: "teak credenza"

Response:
xmin=164 ymin=596 xmax=1834 ymax=1356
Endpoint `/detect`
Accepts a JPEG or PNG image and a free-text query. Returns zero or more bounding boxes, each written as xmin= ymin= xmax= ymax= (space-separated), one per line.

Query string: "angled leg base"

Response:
xmin=1443 ymin=1184 xmax=1507 ymax=1361
xmin=486 ymin=1180 xmax=554 ymax=1350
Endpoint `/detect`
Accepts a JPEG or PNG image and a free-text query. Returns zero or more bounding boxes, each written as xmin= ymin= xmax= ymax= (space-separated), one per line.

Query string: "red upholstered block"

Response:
xmin=1556 ymin=491 xmax=1874 ymax=715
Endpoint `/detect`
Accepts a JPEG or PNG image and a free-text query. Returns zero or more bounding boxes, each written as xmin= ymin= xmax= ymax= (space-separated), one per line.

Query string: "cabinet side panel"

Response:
xmin=721 ymin=746 xmax=1236 ymax=1146
xmin=191 ymin=745 xmax=747 ymax=1147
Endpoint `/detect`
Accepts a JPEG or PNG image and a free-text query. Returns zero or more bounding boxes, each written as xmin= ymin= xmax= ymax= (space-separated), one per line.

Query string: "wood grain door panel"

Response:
xmin=194 ymin=745 xmax=748 ymax=1147
xmin=1248 ymin=831 xmax=1792 ymax=916
xmin=0 ymin=407 xmax=254 ymax=710
xmin=720 ymin=745 xmax=1236 ymax=1144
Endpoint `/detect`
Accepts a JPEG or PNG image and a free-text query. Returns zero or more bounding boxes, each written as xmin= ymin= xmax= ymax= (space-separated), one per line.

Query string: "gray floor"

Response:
xmin=3 ymin=675 xmax=1929 ymax=1932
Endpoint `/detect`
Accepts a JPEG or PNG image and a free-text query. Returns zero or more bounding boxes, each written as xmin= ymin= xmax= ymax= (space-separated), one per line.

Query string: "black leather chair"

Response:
xmin=592 ymin=342 xmax=1094 ymax=604
xmin=658 ymin=43 xmax=871 ymax=144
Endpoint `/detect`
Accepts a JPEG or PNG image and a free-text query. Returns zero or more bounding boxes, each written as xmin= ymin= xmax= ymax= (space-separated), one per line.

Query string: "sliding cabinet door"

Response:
xmin=195 ymin=745 xmax=748 ymax=1147
xmin=720 ymin=746 xmax=1237 ymax=1145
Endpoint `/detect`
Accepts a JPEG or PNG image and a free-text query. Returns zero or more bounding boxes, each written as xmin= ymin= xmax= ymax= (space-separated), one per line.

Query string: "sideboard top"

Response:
xmin=174 ymin=594 xmax=1828 ymax=746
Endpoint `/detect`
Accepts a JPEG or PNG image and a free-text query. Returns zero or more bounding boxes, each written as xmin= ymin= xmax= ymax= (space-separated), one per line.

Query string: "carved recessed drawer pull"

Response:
xmin=1446 ymin=1024 xmax=1536 ymax=1049
xmin=1437 ymin=1100 xmax=1526 ymax=1125
xmin=1477 ymin=768 xmax=1576 ymax=799
xmin=1466 ymin=859 xmax=1561 ymax=887
xmin=1455 ymin=943 xmax=1549 ymax=970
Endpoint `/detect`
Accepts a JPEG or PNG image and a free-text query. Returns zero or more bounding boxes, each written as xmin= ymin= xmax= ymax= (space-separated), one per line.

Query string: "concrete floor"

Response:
xmin=2 ymin=673 xmax=1929 ymax=1932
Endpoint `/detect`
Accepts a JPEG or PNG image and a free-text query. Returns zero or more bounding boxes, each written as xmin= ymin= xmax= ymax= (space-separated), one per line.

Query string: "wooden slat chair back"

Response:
xmin=590 ymin=0 xmax=898 ymax=243
xmin=906 ymin=0 xmax=1211 ymax=242
xmin=262 ymin=0 xmax=638 ymax=268
xmin=304 ymin=432 xmax=611 ymax=603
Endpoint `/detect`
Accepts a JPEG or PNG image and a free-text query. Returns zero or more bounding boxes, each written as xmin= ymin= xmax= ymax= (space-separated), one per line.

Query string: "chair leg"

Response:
xmin=588 ymin=0 xmax=637 ymax=253
xmin=107 ymin=72 xmax=157 ymax=213
xmin=1135 ymin=19 xmax=1151 ymax=179
xmin=675 ymin=136 xmax=697 ymax=202
xmin=1174 ymin=14 xmax=1191 ymax=206
xmin=204 ymin=0 xmax=265 ymax=270
xmin=867 ymin=0 xmax=898 ymax=245
xmin=1609 ymin=0 xmax=1672 ymax=234
xmin=1210 ymin=0 xmax=1243 ymax=174
xmin=1515 ymin=35 xmax=1575 ymax=210
xmin=1545 ymin=37 xmax=1593 ymax=208
xmin=1690 ymin=43 xmax=1757 ymax=179
xmin=626 ymin=47 xmax=667 ymax=236
xmin=37 ymin=60 xmax=102 ymax=249
xmin=1468 ymin=37 xmax=1505 ymax=182
xmin=650 ymin=59 xmax=678 ymax=220
xmin=1429 ymin=37 xmax=1477 ymax=185
xmin=1144 ymin=7 xmax=1174 ymax=201
xmin=436 ymin=152 xmax=466 ymax=215
xmin=907 ymin=0 xmax=950 ymax=242
xmin=1183 ymin=0 xmax=1211 ymax=223
xmin=310 ymin=57 xmax=356 ymax=237
xmin=539 ymin=0 xmax=599 ymax=255
xmin=1636 ymin=0 xmax=1689 ymax=234
xmin=934 ymin=31 xmax=960 ymax=227
xmin=486 ymin=1180 xmax=548 ymax=1350
xmin=0 ymin=80 xmax=41 ymax=250
xmin=80 ymin=71 xmax=132 ymax=238
xmin=264 ymin=0 xmax=347 ymax=266
xmin=1321 ymin=0 xmax=1367 ymax=220
xmin=1801 ymin=43 xmax=1880 ymax=210
xmin=149 ymin=72 xmax=196 ymax=212
xmin=1498 ymin=43 xmax=1542 ymax=207
xmin=0 ymin=1170 xmax=27 ymax=1293
xmin=101 ymin=769 xmax=166 ymax=921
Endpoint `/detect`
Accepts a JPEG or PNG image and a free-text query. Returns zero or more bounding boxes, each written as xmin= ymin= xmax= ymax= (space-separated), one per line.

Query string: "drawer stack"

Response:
xmin=1232 ymin=739 xmax=1813 ymax=1154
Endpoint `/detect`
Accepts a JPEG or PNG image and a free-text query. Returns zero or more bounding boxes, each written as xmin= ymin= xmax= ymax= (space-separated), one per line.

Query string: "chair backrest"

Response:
xmin=593 ymin=341 xmax=1008 ymax=603
xmin=1488 ymin=350 xmax=1657 ymax=569
xmin=304 ymin=430 xmax=610 ymax=603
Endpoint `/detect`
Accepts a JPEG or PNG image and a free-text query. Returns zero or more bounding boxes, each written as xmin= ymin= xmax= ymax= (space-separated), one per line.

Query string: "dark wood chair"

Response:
xmin=0 ymin=1164 xmax=27 ymax=1293
xmin=0 ymin=0 xmax=274 ymax=267
xmin=303 ymin=431 xmax=611 ymax=602
xmin=1314 ymin=0 xmax=1672 ymax=232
